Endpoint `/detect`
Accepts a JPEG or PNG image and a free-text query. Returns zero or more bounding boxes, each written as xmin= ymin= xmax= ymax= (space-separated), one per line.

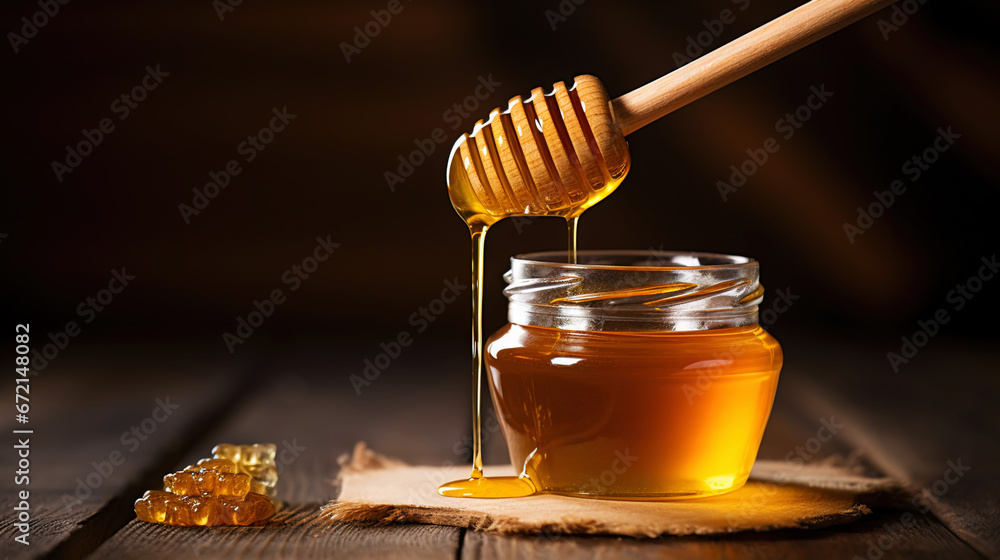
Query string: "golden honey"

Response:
xmin=486 ymin=324 xmax=781 ymax=498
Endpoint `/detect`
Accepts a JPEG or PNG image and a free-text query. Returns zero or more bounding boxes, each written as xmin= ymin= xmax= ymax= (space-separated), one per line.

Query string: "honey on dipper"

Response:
xmin=445 ymin=75 xmax=630 ymax=261
xmin=134 ymin=443 xmax=277 ymax=526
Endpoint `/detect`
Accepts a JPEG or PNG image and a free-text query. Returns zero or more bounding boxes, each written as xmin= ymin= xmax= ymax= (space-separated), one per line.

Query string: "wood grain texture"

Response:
xmin=461 ymin=508 xmax=983 ymax=560
xmin=0 ymin=350 xmax=248 ymax=560
xmin=611 ymin=0 xmax=896 ymax=135
xmin=88 ymin=353 xmax=468 ymax=559
xmin=90 ymin=504 xmax=459 ymax=560
xmin=780 ymin=336 xmax=1000 ymax=559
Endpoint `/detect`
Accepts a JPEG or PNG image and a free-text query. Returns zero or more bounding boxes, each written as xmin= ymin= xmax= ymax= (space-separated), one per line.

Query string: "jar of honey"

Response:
xmin=485 ymin=250 xmax=782 ymax=498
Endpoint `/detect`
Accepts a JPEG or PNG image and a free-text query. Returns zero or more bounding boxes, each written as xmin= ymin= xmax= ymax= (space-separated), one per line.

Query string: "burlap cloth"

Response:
xmin=320 ymin=443 xmax=905 ymax=537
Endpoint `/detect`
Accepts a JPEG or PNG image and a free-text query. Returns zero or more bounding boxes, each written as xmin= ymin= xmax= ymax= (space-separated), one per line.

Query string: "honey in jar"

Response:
xmin=484 ymin=250 xmax=782 ymax=498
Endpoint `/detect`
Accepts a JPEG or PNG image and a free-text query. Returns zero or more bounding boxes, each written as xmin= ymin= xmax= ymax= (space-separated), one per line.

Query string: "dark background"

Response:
xmin=2 ymin=0 xmax=998 ymax=380
xmin=4 ymin=4 xmax=999 ymax=556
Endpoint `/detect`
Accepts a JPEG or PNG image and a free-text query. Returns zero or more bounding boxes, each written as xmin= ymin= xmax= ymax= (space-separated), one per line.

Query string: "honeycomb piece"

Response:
xmin=212 ymin=443 xmax=278 ymax=497
xmin=164 ymin=458 xmax=251 ymax=497
xmin=134 ymin=444 xmax=279 ymax=526
xmin=134 ymin=490 xmax=275 ymax=526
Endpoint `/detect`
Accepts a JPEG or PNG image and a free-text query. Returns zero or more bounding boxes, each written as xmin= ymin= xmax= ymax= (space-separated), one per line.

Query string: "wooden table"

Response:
xmin=2 ymin=332 xmax=996 ymax=559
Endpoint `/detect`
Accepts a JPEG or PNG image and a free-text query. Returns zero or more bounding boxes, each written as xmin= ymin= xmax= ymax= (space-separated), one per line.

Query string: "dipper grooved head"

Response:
xmin=447 ymin=75 xmax=630 ymax=228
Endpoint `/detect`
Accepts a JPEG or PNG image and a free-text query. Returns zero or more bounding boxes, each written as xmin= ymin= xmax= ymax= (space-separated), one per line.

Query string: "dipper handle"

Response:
xmin=611 ymin=0 xmax=895 ymax=135
xmin=446 ymin=0 xmax=895 ymax=227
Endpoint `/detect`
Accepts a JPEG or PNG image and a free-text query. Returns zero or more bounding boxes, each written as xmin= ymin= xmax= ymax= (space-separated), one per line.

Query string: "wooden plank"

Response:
xmin=0 ymin=347 xmax=248 ymax=560
xmin=781 ymin=336 xmax=1000 ymax=558
xmin=755 ymin=372 xmax=885 ymax=479
xmin=167 ymin=342 xmax=477 ymax=501
xmin=89 ymin=348 xmax=467 ymax=559
xmin=91 ymin=505 xmax=459 ymax=560
xmin=461 ymin=508 xmax=983 ymax=560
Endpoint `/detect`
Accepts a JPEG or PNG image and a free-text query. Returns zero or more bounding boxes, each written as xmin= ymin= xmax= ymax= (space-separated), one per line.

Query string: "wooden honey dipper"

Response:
xmin=447 ymin=0 xmax=894 ymax=228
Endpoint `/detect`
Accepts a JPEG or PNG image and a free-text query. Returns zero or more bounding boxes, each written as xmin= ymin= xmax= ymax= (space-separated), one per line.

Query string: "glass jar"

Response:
xmin=485 ymin=250 xmax=782 ymax=499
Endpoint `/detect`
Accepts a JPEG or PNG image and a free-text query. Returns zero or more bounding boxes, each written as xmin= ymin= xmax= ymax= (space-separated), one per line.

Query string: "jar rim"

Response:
xmin=504 ymin=250 xmax=762 ymax=332
xmin=512 ymin=250 xmax=756 ymax=271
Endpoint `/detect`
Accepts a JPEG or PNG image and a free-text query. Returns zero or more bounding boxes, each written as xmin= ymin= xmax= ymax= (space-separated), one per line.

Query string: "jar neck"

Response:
xmin=504 ymin=251 xmax=763 ymax=333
